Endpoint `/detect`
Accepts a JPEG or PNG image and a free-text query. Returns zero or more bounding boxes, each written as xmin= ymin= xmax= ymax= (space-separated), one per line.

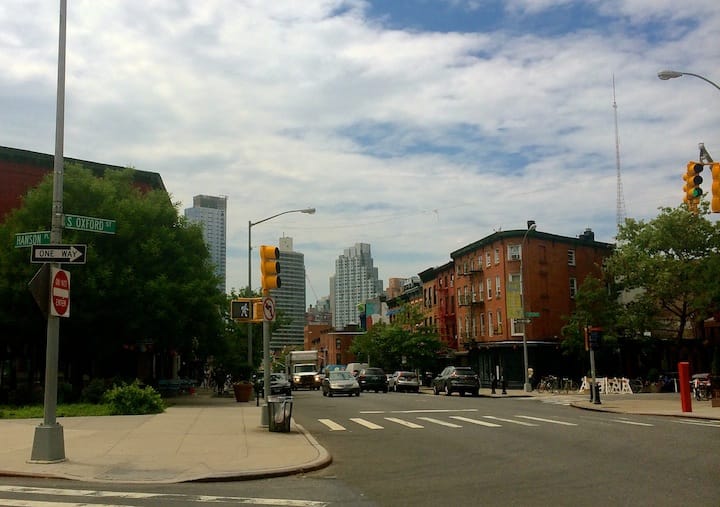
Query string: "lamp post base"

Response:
xmin=524 ymin=382 xmax=532 ymax=392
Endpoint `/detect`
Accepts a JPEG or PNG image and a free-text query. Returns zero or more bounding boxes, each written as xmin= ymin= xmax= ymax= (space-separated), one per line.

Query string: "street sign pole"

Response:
xmin=31 ymin=0 xmax=66 ymax=463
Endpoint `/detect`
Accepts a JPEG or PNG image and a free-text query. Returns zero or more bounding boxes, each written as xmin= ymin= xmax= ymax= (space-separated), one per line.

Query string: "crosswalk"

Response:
xmin=316 ymin=410 xmax=582 ymax=432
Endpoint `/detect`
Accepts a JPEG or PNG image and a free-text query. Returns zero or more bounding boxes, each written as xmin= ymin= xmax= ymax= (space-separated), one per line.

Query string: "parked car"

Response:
xmin=433 ymin=366 xmax=480 ymax=396
xmin=388 ymin=371 xmax=420 ymax=393
xmin=346 ymin=362 xmax=369 ymax=377
xmin=322 ymin=370 xmax=360 ymax=397
xmin=357 ymin=367 xmax=388 ymax=392
xmin=256 ymin=372 xmax=292 ymax=397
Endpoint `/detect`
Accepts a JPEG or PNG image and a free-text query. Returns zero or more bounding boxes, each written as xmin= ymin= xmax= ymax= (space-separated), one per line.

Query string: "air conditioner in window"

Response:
xmin=510 ymin=253 xmax=520 ymax=261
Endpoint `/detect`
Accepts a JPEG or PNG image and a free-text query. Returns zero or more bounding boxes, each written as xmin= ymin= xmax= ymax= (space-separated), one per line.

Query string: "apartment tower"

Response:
xmin=184 ymin=195 xmax=227 ymax=293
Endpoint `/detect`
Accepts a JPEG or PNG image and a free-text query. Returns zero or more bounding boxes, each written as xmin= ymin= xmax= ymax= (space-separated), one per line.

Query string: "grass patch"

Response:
xmin=0 ymin=403 xmax=115 ymax=419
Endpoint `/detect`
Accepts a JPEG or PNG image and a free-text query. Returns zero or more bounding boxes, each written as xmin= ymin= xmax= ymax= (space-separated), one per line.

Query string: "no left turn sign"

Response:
xmin=262 ymin=297 xmax=276 ymax=321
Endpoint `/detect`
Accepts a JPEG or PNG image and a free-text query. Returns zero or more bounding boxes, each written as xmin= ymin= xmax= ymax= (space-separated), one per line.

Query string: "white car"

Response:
xmin=388 ymin=371 xmax=420 ymax=393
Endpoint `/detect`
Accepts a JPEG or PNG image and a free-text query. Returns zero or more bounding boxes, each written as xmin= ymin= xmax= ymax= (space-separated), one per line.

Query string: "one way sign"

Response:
xmin=31 ymin=244 xmax=87 ymax=264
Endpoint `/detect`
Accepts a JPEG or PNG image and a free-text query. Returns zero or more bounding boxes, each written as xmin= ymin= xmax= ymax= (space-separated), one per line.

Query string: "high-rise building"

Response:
xmin=331 ymin=243 xmax=383 ymax=329
xmin=184 ymin=195 xmax=227 ymax=293
xmin=272 ymin=237 xmax=307 ymax=349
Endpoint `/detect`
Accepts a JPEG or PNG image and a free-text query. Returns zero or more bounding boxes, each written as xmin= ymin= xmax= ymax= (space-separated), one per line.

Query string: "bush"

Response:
xmin=101 ymin=380 xmax=165 ymax=415
xmin=81 ymin=378 xmax=109 ymax=404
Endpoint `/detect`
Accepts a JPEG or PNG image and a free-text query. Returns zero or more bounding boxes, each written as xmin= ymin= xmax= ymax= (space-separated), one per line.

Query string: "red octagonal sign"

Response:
xmin=51 ymin=268 xmax=70 ymax=317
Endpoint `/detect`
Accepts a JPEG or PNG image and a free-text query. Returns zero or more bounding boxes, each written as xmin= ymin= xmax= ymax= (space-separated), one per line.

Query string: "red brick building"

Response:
xmin=419 ymin=226 xmax=614 ymax=386
xmin=0 ymin=146 xmax=165 ymax=220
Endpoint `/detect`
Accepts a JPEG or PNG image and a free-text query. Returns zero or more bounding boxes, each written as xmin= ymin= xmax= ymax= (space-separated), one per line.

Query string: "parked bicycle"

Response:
xmin=537 ymin=375 xmax=558 ymax=393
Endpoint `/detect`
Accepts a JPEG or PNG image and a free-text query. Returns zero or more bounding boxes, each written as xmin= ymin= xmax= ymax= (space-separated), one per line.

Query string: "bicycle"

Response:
xmin=561 ymin=377 xmax=578 ymax=393
xmin=537 ymin=375 xmax=558 ymax=393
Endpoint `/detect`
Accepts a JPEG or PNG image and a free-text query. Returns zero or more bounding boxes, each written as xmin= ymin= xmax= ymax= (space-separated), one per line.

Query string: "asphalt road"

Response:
xmin=291 ymin=389 xmax=720 ymax=506
xmin=1 ymin=390 xmax=718 ymax=507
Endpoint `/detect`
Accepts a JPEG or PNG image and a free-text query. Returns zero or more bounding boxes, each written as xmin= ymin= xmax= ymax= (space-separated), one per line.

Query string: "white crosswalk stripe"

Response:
xmin=319 ymin=418 xmax=346 ymax=430
xmin=350 ymin=417 xmax=383 ymax=429
xmin=483 ymin=415 xmax=538 ymax=426
xmin=384 ymin=417 xmax=424 ymax=428
xmin=449 ymin=416 xmax=502 ymax=427
xmin=516 ymin=415 xmax=578 ymax=426
xmin=417 ymin=416 xmax=462 ymax=428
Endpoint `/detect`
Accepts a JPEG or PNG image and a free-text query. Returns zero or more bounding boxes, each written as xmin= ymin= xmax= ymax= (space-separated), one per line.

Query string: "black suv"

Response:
xmin=357 ymin=367 xmax=388 ymax=393
xmin=433 ymin=366 xmax=480 ymax=396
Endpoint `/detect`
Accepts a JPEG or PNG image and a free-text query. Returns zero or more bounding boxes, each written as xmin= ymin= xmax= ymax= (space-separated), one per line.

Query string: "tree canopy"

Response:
xmin=605 ymin=204 xmax=720 ymax=341
xmin=350 ymin=303 xmax=444 ymax=373
xmin=0 ymin=164 xmax=227 ymax=385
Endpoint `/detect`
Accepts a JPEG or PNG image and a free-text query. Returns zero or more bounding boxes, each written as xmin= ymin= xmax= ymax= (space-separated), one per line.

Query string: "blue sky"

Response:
xmin=1 ymin=0 xmax=719 ymax=302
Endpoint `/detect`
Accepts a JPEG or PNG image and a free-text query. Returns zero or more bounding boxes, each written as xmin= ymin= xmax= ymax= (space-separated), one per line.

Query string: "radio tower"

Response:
xmin=613 ymin=75 xmax=627 ymax=233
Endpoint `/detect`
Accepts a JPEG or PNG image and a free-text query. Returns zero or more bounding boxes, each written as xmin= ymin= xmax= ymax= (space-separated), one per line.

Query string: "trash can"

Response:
xmin=267 ymin=396 xmax=293 ymax=432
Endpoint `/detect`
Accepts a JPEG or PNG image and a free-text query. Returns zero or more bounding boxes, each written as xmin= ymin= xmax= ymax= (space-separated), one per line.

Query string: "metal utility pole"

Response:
xmin=30 ymin=0 xmax=67 ymax=463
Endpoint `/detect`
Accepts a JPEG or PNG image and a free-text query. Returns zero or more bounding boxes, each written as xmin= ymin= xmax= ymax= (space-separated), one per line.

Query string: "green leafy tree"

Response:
xmin=605 ymin=204 xmax=720 ymax=341
xmin=561 ymin=275 xmax=620 ymax=365
xmin=0 ymin=164 xmax=226 ymax=389
xmin=350 ymin=303 xmax=443 ymax=372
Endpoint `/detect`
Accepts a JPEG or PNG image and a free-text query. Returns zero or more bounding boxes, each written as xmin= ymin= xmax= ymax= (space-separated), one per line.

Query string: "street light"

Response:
xmin=247 ymin=208 xmax=315 ymax=372
xmin=657 ymin=70 xmax=720 ymax=92
xmin=520 ymin=222 xmax=536 ymax=393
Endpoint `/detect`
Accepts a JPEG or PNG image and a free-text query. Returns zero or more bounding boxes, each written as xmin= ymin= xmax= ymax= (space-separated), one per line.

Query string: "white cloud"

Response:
xmin=2 ymin=0 xmax=719 ymax=300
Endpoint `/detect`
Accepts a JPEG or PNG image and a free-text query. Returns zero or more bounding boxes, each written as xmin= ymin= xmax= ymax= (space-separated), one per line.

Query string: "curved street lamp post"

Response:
xmin=657 ymin=70 xmax=720 ymax=92
xmin=247 ymin=208 xmax=315 ymax=407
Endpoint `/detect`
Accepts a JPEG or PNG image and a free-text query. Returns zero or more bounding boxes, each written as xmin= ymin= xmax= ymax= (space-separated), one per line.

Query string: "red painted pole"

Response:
xmin=678 ymin=361 xmax=692 ymax=413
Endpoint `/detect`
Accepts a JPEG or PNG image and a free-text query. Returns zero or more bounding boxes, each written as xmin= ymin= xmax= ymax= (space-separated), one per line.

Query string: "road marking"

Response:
xmin=0 ymin=486 xmax=329 ymax=506
xmin=417 ymin=417 xmax=462 ymax=428
xmin=449 ymin=416 xmax=502 ymax=427
xmin=516 ymin=415 xmax=578 ymax=426
xmin=613 ymin=418 xmax=654 ymax=427
xmin=318 ymin=418 xmax=346 ymax=431
xmin=350 ymin=417 xmax=383 ymax=429
xmin=484 ymin=415 xmax=538 ymax=426
xmin=673 ymin=419 xmax=720 ymax=428
xmin=384 ymin=417 xmax=424 ymax=428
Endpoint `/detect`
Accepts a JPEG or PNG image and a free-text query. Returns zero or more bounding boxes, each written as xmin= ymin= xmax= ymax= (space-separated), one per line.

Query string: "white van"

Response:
xmin=345 ymin=363 xmax=369 ymax=376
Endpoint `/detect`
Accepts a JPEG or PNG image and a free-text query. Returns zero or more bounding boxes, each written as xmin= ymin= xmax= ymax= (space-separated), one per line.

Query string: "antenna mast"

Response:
xmin=613 ymin=75 xmax=627 ymax=232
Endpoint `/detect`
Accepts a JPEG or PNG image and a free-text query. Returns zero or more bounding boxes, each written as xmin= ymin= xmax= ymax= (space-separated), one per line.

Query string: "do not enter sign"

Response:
xmin=50 ymin=267 xmax=70 ymax=317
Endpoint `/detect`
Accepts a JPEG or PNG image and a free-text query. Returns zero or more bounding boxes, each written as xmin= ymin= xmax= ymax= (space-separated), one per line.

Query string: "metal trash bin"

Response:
xmin=267 ymin=396 xmax=293 ymax=432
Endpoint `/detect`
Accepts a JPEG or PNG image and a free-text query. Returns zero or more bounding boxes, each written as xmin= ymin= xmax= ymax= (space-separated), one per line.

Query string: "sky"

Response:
xmin=2 ymin=0 xmax=719 ymax=305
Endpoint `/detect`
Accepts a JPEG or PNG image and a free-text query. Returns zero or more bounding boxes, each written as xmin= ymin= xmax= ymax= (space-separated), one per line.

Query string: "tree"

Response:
xmin=606 ymin=204 xmax=720 ymax=341
xmin=350 ymin=303 xmax=443 ymax=372
xmin=0 ymin=164 xmax=226 ymax=392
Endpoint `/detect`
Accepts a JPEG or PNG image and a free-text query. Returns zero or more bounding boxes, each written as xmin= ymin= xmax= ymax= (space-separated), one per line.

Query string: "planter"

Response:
xmin=233 ymin=383 xmax=253 ymax=403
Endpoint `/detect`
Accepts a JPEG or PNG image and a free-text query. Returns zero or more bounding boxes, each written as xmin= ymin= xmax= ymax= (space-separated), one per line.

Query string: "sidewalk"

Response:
xmin=0 ymin=388 xmax=717 ymax=484
xmin=0 ymin=389 xmax=330 ymax=484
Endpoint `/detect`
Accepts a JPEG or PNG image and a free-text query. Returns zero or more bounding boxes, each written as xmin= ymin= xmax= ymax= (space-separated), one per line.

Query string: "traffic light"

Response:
xmin=683 ymin=161 xmax=703 ymax=211
xmin=259 ymin=245 xmax=281 ymax=292
xmin=588 ymin=327 xmax=603 ymax=351
xmin=712 ymin=162 xmax=720 ymax=213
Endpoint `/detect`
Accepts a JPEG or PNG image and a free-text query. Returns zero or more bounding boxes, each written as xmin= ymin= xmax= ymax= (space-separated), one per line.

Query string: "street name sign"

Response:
xmin=50 ymin=267 xmax=70 ymax=317
xmin=31 ymin=244 xmax=87 ymax=264
xmin=64 ymin=214 xmax=116 ymax=234
xmin=15 ymin=231 xmax=51 ymax=248
xmin=525 ymin=312 xmax=541 ymax=318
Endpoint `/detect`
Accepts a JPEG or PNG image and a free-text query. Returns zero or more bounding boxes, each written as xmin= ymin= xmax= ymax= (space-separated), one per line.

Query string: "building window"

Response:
xmin=487 ymin=312 xmax=493 ymax=334
xmin=568 ymin=249 xmax=576 ymax=266
xmin=494 ymin=248 xmax=500 ymax=264
xmin=480 ymin=313 xmax=486 ymax=336
xmin=569 ymin=277 xmax=578 ymax=298
xmin=496 ymin=310 xmax=502 ymax=334
xmin=508 ymin=244 xmax=521 ymax=261
xmin=486 ymin=278 xmax=493 ymax=299
xmin=486 ymin=251 xmax=491 ymax=267
xmin=495 ymin=275 xmax=501 ymax=297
